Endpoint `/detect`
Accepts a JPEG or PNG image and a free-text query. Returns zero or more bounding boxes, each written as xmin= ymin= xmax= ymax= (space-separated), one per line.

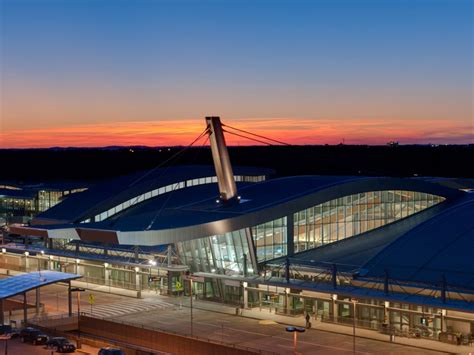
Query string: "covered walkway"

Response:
xmin=0 ymin=271 xmax=81 ymax=325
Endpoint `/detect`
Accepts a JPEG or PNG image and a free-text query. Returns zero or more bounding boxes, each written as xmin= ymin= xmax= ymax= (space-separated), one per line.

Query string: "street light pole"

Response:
xmin=352 ymin=299 xmax=358 ymax=355
xmin=190 ymin=278 xmax=193 ymax=336
xmin=285 ymin=326 xmax=305 ymax=354
xmin=70 ymin=287 xmax=85 ymax=349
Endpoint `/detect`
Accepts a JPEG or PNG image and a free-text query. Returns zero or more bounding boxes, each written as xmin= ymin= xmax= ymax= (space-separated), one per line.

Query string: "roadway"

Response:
xmin=17 ymin=283 xmax=448 ymax=355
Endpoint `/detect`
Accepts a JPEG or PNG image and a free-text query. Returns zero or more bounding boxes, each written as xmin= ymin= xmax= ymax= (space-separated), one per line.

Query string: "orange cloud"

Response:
xmin=0 ymin=118 xmax=472 ymax=148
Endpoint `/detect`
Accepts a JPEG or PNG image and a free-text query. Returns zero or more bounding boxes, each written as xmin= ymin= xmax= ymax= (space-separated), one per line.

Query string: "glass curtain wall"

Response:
xmin=294 ymin=190 xmax=445 ymax=253
xmin=251 ymin=217 xmax=287 ymax=262
xmin=37 ymin=190 xmax=64 ymax=212
xmin=176 ymin=229 xmax=253 ymax=276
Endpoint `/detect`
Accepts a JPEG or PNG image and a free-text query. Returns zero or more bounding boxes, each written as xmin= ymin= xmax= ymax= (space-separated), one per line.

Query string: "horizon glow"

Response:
xmin=1 ymin=0 xmax=472 ymax=148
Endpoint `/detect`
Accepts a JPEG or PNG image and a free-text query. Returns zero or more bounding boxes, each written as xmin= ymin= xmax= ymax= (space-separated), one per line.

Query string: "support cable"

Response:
xmin=222 ymin=123 xmax=291 ymax=146
xmin=107 ymin=127 xmax=209 ymax=226
xmin=145 ymin=131 xmax=210 ymax=230
xmin=222 ymin=129 xmax=273 ymax=146
xmin=129 ymin=127 xmax=210 ymax=187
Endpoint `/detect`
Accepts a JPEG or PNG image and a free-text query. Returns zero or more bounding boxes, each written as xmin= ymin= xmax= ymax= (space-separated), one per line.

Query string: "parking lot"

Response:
xmin=0 ymin=336 xmax=100 ymax=354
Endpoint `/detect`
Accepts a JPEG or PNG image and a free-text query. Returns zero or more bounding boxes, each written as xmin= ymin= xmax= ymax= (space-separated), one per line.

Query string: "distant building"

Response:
xmin=0 ymin=182 xmax=88 ymax=225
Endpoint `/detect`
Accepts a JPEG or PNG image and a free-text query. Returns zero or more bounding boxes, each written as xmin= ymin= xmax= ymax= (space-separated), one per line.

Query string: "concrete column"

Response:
xmin=0 ymin=299 xmax=4 ymax=325
xmin=104 ymin=265 xmax=109 ymax=285
xmin=384 ymin=301 xmax=389 ymax=325
xmin=285 ymin=288 xmax=290 ymax=315
xmin=135 ymin=269 xmax=142 ymax=298
xmin=243 ymin=282 xmax=248 ymax=309
xmin=286 ymin=214 xmax=294 ymax=256
xmin=68 ymin=281 xmax=72 ymax=317
xmin=441 ymin=310 xmax=447 ymax=332
xmin=49 ymin=257 xmax=54 ymax=271
xmin=331 ymin=294 xmax=338 ymax=322
xmin=23 ymin=293 xmax=27 ymax=325
xmin=24 ymin=255 xmax=29 ymax=271
xmin=35 ymin=288 xmax=41 ymax=315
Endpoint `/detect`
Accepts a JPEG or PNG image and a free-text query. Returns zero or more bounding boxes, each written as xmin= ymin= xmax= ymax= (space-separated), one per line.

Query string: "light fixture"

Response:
xmin=104 ymin=262 xmax=109 ymax=268
xmin=331 ymin=294 xmax=337 ymax=301
xmin=211 ymin=268 xmax=216 ymax=273
xmin=76 ymin=259 xmax=80 ymax=264
xmin=1 ymin=248 xmax=6 ymax=253
xmin=40 ymin=250 xmax=45 ymax=255
xmin=24 ymin=251 xmax=29 ymax=257
xmin=134 ymin=267 xmax=140 ymax=272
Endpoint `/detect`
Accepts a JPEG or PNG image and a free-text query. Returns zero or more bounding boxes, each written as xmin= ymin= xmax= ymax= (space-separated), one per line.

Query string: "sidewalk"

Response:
xmin=150 ymin=291 xmax=473 ymax=355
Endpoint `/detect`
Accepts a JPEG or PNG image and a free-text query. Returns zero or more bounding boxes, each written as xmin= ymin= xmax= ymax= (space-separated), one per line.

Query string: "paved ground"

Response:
xmin=6 ymin=282 xmax=469 ymax=354
xmin=106 ymin=302 xmax=443 ymax=355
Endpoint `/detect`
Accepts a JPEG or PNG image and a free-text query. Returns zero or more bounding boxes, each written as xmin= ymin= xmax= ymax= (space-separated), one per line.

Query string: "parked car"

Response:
xmin=19 ymin=327 xmax=48 ymax=345
xmin=46 ymin=337 xmax=76 ymax=353
xmin=0 ymin=325 xmax=19 ymax=338
xmin=98 ymin=347 xmax=125 ymax=355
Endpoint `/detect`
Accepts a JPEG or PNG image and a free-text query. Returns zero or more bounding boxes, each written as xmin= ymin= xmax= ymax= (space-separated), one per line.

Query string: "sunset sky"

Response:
xmin=1 ymin=0 xmax=472 ymax=148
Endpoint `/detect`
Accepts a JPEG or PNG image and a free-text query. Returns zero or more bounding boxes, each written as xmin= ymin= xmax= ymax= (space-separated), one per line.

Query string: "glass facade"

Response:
xmin=1 ymin=189 xmax=75 ymax=225
xmin=251 ymin=217 xmax=287 ymax=262
xmin=0 ymin=197 xmax=36 ymax=224
xmin=176 ymin=229 xmax=254 ymax=276
xmin=38 ymin=190 xmax=64 ymax=212
xmin=294 ymin=190 xmax=445 ymax=252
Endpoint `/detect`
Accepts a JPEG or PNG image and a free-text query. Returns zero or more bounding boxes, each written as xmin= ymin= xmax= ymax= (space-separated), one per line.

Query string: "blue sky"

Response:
xmin=1 ymin=0 xmax=472 ymax=146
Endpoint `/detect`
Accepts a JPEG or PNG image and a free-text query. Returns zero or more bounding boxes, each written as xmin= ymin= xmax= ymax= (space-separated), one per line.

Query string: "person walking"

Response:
xmin=305 ymin=312 xmax=311 ymax=328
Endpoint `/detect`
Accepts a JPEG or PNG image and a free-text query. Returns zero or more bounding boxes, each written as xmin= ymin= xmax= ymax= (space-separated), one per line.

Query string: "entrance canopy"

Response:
xmin=0 ymin=271 xmax=81 ymax=299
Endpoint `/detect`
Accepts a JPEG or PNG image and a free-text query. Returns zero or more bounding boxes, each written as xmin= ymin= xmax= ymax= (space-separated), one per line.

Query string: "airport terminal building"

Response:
xmin=3 ymin=118 xmax=473 ymax=342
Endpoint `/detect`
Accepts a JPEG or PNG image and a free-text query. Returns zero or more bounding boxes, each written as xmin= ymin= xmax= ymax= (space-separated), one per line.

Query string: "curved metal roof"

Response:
xmin=29 ymin=175 xmax=463 ymax=246
xmin=34 ymin=165 xmax=273 ymax=225
xmin=107 ymin=175 xmax=461 ymax=242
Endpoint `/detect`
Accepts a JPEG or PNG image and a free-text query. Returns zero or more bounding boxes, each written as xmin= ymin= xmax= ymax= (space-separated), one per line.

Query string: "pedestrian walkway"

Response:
xmin=85 ymin=298 xmax=174 ymax=319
